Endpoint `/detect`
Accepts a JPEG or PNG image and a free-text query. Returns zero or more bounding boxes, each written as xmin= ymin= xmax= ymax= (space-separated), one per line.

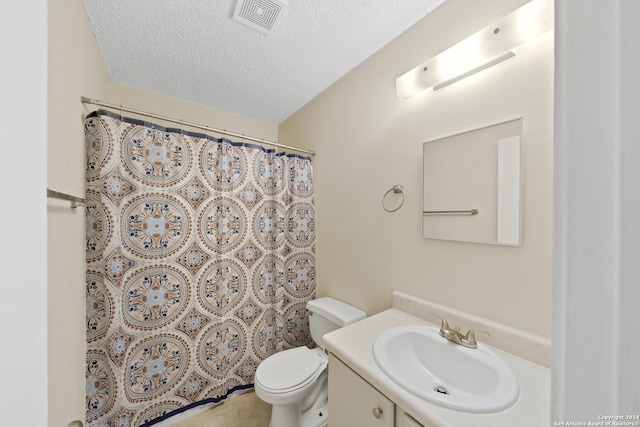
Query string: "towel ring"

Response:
xmin=382 ymin=185 xmax=405 ymax=212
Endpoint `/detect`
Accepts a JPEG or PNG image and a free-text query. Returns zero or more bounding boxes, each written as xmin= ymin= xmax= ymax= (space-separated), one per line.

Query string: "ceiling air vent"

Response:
xmin=232 ymin=0 xmax=288 ymax=35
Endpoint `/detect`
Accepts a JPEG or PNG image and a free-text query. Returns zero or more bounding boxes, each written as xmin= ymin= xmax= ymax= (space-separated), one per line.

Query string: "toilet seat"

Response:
xmin=255 ymin=347 xmax=327 ymax=394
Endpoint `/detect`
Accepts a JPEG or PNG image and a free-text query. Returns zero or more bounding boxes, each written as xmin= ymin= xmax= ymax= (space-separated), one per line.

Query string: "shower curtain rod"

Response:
xmin=81 ymin=96 xmax=316 ymax=156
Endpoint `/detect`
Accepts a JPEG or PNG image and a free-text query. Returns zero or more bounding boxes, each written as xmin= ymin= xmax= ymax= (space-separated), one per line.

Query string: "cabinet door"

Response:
xmin=328 ymin=354 xmax=395 ymax=427
xmin=395 ymin=409 xmax=425 ymax=427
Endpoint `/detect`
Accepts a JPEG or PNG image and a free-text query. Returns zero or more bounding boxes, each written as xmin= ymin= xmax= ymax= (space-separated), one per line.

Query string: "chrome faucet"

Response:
xmin=432 ymin=314 xmax=489 ymax=349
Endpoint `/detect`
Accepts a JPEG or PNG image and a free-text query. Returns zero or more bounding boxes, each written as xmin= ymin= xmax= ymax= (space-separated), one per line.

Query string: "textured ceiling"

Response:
xmin=83 ymin=0 xmax=446 ymax=124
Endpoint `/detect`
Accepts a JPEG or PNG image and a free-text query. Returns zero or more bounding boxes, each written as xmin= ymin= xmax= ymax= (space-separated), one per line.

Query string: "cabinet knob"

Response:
xmin=372 ymin=407 xmax=383 ymax=419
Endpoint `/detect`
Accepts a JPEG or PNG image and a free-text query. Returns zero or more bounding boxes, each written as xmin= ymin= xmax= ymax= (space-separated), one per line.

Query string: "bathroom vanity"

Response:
xmin=323 ymin=292 xmax=550 ymax=426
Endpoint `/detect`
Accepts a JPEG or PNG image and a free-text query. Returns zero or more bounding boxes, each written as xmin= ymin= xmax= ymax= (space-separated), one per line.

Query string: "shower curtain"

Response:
xmin=84 ymin=110 xmax=315 ymax=427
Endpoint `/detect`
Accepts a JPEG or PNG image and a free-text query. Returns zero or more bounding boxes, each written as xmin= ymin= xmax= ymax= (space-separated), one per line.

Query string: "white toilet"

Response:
xmin=254 ymin=297 xmax=366 ymax=427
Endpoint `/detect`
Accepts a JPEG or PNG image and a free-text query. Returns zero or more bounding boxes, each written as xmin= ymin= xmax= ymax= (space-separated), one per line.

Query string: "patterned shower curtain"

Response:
xmin=84 ymin=110 xmax=315 ymax=427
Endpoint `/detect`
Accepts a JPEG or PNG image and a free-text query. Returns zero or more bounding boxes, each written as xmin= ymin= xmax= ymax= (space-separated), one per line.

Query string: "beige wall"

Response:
xmin=47 ymin=1 xmax=277 ymax=425
xmin=279 ymin=0 xmax=553 ymax=338
xmin=48 ymin=1 xmax=107 ymax=425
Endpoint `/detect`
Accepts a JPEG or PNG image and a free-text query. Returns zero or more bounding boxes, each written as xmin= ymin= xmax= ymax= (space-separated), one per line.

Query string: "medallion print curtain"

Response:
xmin=84 ymin=110 xmax=315 ymax=427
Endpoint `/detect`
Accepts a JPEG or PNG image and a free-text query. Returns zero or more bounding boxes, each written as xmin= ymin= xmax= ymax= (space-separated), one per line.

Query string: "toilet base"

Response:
xmin=265 ymin=370 xmax=328 ymax=427
xmin=300 ymin=400 xmax=327 ymax=427
xmin=268 ymin=401 xmax=327 ymax=427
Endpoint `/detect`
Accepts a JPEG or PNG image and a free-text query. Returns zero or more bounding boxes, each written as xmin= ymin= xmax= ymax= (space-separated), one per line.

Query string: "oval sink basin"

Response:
xmin=372 ymin=325 xmax=519 ymax=413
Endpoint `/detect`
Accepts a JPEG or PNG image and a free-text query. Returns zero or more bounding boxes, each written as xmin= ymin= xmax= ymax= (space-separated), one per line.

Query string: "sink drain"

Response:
xmin=434 ymin=385 xmax=449 ymax=395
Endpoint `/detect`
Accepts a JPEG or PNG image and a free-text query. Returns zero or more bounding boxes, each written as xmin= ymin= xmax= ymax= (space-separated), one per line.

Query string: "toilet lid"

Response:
xmin=256 ymin=347 xmax=325 ymax=392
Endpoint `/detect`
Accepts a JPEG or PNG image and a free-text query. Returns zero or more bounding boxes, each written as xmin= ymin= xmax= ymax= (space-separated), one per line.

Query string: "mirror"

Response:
xmin=422 ymin=119 xmax=522 ymax=245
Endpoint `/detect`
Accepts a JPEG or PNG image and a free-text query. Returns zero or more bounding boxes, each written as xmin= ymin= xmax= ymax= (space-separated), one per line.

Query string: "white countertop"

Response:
xmin=323 ymin=307 xmax=550 ymax=426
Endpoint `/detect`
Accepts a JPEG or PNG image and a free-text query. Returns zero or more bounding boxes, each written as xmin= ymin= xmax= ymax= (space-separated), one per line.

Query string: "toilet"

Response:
xmin=254 ymin=297 xmax=366 ymax=427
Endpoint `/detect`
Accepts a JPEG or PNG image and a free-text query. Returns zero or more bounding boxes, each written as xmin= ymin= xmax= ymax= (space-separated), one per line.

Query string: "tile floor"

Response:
xmin=171 ymin=391 xmax=271 ymax=427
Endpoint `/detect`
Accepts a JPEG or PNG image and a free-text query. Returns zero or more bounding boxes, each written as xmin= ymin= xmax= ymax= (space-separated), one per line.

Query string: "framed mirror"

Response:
xmin=422 ymin=118 xmax=522 ymax=246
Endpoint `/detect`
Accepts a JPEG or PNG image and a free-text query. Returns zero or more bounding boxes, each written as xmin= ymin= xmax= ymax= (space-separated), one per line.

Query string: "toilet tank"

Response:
xmin=306 ymin=297 xmax=367 ymax=349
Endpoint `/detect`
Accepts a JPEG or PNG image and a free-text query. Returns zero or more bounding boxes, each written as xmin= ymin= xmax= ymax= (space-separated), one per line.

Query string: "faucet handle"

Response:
xmin=431 ymin=313 xmax=461 ymax=339
xmin=461 ymin=329 xmax=490 ymax=349
xmin=431 ymin=313 xmax=450 ymax=331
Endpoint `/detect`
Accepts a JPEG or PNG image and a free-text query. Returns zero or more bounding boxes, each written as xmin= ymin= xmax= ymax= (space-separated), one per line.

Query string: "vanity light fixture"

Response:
xmin=396 ymin=0 xmax=552 ymax=98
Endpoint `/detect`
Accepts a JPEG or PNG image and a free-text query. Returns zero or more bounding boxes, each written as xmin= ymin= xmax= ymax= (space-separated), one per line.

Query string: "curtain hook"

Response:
xmin=150 ymin=112 xmax=155 ymax=129
xmin=219 ymin=129 xmax=227 ymax=152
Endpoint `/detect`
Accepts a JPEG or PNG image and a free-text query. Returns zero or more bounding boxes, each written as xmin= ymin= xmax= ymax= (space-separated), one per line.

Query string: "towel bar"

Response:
xmin=47 ymin=188 xmax=89 ymax=208
xmin=423 ymin=209 xmax=478 ymax=215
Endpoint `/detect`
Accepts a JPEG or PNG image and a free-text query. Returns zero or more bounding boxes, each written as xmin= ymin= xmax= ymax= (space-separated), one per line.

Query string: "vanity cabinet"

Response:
xmin=329 ymin=354 xmax=426 ymax=427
